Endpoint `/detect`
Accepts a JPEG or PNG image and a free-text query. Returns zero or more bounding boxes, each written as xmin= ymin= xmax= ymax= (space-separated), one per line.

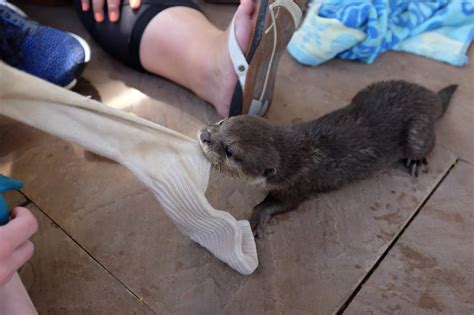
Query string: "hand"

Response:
xmin=0 ymin=207 xmax=38 ymax=287
xmin=80 ymin=0 xmax=142 ymax=23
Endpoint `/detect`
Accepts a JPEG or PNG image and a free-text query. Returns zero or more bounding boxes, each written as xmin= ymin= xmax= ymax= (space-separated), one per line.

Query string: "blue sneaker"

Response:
xmin=0 ymin=3 xmax=91 ymax=88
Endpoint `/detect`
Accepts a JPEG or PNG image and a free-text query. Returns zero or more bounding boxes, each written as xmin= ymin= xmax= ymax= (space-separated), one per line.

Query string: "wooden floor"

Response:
xmin=1 ymin=2 xmax=473 ymax=314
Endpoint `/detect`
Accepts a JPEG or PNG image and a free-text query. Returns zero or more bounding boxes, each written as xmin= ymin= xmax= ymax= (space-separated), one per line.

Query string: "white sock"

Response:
xmin=0 ymin=62 xmax=258 ymax=275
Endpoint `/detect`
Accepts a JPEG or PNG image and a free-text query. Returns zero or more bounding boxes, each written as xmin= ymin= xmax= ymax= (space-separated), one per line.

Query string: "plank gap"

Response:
xmin=23 ymin=198 xmax=156 ymax=314
xmin=337 ymin=158 xmax=459 ymax=314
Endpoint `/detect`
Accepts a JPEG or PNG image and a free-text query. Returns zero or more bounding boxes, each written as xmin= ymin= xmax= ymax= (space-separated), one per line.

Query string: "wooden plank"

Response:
xmin=18 ymin=203 xmax=152 ymax=314
xmin=346 ymin=161 xmax=474 ymax=314
xmin=436 ymin=101 xmax=474 ymax=164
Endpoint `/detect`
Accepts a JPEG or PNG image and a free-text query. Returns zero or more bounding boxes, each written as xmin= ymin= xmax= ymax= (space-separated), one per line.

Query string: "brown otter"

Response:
xmin=198 ymin=80 xmax=458 ymax=237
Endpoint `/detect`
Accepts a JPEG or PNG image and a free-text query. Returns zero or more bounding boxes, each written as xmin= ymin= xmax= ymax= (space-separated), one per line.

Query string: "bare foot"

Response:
xmin=139 ymin=1 xmax=258 ymax=117
xmin=204 ymin=0 xmax=258 ymax=117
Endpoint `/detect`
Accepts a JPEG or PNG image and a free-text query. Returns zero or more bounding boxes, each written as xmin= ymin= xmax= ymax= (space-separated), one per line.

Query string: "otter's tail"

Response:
xmin=436 ymin=84 xmax=458 ymax=118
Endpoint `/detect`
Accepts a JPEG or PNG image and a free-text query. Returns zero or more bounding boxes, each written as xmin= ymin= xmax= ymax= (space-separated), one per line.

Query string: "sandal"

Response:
xmin=228 ymin=0 xmax=302 ymax=117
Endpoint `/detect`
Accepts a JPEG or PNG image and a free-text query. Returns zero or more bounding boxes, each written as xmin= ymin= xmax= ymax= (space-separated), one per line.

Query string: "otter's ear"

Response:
xmin=263 ymin=168 xmax=276 ymax=177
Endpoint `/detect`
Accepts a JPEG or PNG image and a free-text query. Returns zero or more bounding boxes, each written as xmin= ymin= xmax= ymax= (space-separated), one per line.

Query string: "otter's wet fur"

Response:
xmin=198 ymin=80 xmax=457 ymax=237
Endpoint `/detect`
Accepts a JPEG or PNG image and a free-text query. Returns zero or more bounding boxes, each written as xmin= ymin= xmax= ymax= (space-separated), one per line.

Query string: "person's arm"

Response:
xmin=80 ymin=0 xmax=142 ymax=23
xmin=0 ymin=272 xmax=37 ymax=315
xmin=0 ymin=207 xmax=38 ymax=315
xmin=0 ymin=207 xmax=37 ymax=287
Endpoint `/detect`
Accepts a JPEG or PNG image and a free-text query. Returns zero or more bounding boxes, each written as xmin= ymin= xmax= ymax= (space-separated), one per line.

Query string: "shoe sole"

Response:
xmin=64 ymin=33 xmax=92 ymax=89
xmin=70 ymin=33 xmax=91 ymax=63
xmin=1 ymin=1 xmax=27 ymax=17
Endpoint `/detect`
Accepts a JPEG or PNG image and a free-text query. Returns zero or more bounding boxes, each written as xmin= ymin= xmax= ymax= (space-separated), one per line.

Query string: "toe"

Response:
xmin=234 ymin=0 xmax=256 ymax=52
xmin=239 ymin=0 xmax=256 ymax=16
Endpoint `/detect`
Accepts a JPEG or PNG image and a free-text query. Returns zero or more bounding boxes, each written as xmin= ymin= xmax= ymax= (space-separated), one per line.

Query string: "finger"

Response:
xmin=240 ymin=0 xmax=255 ymax=17
xmin=130 ymin=0 xmax=141 ymax=10
xmin=92 ymin=0 xmax=105 ymax=23
xmin=81 ymin=0 xmax=90 ymax=11
xmin=107 ymin=0 xmax=120 ymax=22
xmin=0 ymin=241 xmax=34 ymax=286
xmin=0 ymin=207 xmax=38 ymax=252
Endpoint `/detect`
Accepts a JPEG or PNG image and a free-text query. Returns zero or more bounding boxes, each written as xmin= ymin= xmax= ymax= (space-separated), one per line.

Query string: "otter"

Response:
xmin=198 ymin=80 xmax=458 ymax=237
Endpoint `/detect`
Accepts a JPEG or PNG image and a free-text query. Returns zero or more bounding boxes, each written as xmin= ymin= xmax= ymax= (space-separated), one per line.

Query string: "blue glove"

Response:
xmin=0 ymin=175 xmax=24 ymax=225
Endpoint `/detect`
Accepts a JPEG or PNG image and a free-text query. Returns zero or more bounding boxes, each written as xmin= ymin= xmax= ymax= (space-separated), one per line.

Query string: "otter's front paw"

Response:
xmin=249 ymin=211 xmax=271 ymax=238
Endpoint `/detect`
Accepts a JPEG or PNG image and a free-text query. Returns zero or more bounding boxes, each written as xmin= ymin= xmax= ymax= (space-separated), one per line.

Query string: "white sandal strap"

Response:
xmin=228 ymin=14 xmax=249 ymax=89
xmin=270 ymin=0 xmax=302 ymax=28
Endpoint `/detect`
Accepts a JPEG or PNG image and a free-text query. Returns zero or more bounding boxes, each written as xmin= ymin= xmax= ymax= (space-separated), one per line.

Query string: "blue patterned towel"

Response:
xmin=288 ymin=0 xmax=474 ymax=67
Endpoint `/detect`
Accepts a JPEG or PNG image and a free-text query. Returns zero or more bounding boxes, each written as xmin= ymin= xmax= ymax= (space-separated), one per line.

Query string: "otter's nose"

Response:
xmin=200 ymin=129 xmax=212 ymax=144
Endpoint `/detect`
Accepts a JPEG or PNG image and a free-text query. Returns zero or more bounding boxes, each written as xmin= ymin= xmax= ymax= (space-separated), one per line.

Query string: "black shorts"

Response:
xmin=74 ymin=0 xmax=200 ymax=70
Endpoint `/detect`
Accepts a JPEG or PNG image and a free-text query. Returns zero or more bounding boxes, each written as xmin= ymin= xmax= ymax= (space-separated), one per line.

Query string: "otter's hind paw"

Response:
xmin=405 ymin=158 xmax=430 ymax=177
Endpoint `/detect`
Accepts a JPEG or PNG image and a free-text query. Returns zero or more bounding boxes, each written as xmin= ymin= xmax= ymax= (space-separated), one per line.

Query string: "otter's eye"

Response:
xmin=224 ymin=146 xmax=233 ymax=158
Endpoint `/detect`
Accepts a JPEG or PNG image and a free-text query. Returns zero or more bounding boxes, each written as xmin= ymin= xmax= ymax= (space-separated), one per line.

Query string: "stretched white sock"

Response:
xmin=0 ymin=63 xmax=258 ymax=275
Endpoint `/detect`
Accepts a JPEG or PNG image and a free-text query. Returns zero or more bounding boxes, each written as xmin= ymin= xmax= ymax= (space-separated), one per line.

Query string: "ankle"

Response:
xmin=190 ymin=30 xmax=235 ymax=115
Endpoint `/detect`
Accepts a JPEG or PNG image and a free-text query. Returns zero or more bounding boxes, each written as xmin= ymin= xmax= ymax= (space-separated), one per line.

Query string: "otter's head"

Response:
xmin=198 ymin=115 xmax=281 ymax=187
